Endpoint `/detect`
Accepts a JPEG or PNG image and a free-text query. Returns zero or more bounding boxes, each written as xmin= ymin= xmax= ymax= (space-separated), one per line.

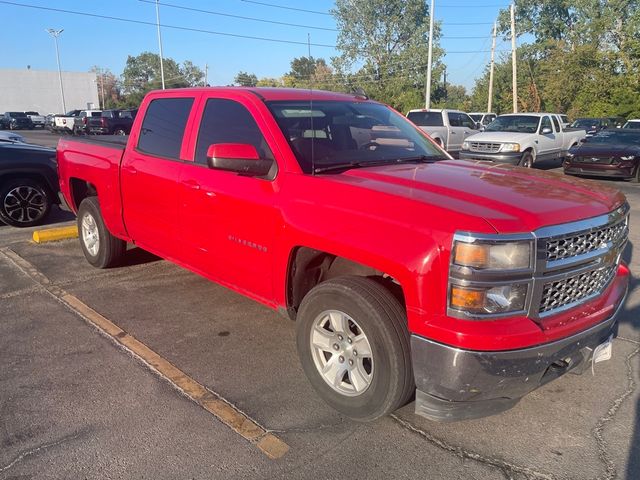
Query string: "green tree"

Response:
xmin=331 ymin=0 xmax=443 ymax=112
xmin=234 ymin=71 xmax=258 ymax=87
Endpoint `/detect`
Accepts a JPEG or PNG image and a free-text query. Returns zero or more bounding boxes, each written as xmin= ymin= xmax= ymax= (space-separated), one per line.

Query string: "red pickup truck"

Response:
xmin=58 ymin=87 xmax=630 ymax=422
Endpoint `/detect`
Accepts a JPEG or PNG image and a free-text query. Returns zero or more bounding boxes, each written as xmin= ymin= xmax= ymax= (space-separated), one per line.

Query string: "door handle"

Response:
xmin=450 ymin=131 xmax=457 ymax=134
xmin=123 ymin=165 xmax=137 ymax=174
xmin=181 ymin=179 xmax=201 ymax=190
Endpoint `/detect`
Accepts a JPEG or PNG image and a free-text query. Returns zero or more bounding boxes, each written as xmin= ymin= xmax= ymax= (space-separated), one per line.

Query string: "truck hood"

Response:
xmin=335 ymin=159 xmax=625 ymax=233
xmin=465 ymin=131 xmax=534 ymax=143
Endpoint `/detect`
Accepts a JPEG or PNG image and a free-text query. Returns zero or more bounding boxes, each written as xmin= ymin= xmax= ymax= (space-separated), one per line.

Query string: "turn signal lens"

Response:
xmin=450 ymin=286 xmax=486 ymax=311
xmin=453 ymin=243 xmax=489 ymax=268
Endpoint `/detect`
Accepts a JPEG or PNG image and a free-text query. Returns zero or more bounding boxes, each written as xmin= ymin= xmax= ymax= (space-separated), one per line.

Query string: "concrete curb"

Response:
xmin=32 ymin=225 xmax=78 ymax=244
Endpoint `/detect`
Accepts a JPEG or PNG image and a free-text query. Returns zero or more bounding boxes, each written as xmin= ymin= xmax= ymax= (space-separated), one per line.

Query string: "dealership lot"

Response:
xmin=1 ymin=131 xmax=639 ymax=479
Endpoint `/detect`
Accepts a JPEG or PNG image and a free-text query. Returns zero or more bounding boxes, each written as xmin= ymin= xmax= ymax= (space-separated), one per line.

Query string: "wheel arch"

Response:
xmin=69 ymin=177 xmax=98 ymax=211
xmin=284 ymin=246 xmax=407 ymax=321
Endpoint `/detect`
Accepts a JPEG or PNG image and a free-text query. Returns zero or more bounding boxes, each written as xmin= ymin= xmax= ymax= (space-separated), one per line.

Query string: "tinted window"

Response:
xmin=447 ymin=112 xmax=461 ymax=127
xmin=552 ymin=116 xmax=561 ymax=132
xmin=540 ymin=116 xmax=552 ymax=132
xmin=486 ymin=115 xmax=496 ymax=123
xmin=588 ymin=131 xmax=640 ymax=145
xmin=138 ymin=97 xmax=194 ymax=159
xmin=459 ymin=113 xmax=476 ymax=129
xmin=195 ymin=98 xmax=274 ymax=166
xmin=469 ymin=114 xmax=482 ymax=122
xmin=407 ymin=111 xmax=444 ymax=127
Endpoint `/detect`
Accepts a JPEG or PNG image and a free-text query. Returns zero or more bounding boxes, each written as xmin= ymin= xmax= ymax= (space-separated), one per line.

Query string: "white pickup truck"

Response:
xmin=406 ymin=109 xmax=480 ymax=153
xmin=25 ymin=111 xmax=46 ymax=128
xmin=53 ymin=109 xmax=102 ymax=134
xmin=459 ymin=113 xmax=586 ymax=168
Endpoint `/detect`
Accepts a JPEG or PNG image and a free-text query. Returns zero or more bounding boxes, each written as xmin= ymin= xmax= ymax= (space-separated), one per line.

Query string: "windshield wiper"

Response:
xmin=314 ymin=155 xmax=444 ymax=174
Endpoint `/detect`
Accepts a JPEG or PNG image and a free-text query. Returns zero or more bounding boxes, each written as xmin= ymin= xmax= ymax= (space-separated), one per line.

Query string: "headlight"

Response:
xmin=500 ymin=143 xmax=520 ymax=153
xmin=621 ymin=156 xmax=636 ymax=161
xmin=462 ymin=141 xmax=470 ymax=150
xmin=450 ymin=283 xmax=528 ymax=314
xmin=566 ymin=151 xmax=575 ymax=159
xmin=452 ymin=240 xmax=531 ymax=270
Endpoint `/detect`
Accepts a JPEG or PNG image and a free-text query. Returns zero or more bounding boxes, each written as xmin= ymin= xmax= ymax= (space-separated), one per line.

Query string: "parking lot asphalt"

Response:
xmin=1 ymin=130 xmax=639 ymax=479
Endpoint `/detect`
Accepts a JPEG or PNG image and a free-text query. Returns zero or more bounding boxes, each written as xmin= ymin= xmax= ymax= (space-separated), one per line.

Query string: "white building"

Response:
xmin=0 ymin=68 xmax=99 ymax=114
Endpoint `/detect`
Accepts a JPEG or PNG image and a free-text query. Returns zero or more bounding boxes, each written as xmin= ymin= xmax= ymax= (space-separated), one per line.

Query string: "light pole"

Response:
xmin=46 ymin=28 xmax=67 ymax=113
xmin=425 ymin=0 xmax=435 ymax=109
xmin=155 ymin=0 xmax=166 ymax=89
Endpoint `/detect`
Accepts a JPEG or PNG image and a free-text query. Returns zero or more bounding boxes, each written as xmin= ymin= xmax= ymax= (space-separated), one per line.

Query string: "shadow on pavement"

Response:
xmin=0 ymin=205 xmax=75 ymax=229
xmin=121 ymin=246 xmax=162 ymax=267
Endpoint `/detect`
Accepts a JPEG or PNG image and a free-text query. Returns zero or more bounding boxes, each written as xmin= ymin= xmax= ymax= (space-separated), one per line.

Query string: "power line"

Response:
xmin=0 ymin=0 xmax=335 ymax=47
xmin=239 ymin=0 xmax=332 ymax=16
xmin=138 ymin=0 xmax=337 ymax=31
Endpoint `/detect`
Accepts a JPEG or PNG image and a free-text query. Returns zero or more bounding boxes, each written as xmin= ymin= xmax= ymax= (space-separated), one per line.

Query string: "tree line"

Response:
xmin=92 ymin=0 xmax=639 ymax=119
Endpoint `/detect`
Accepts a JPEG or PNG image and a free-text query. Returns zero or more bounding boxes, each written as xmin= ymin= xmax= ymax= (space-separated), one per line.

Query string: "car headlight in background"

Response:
xmin=452 ymin=239 xmax=531 ymax=270
xmin=500 ymin=143 xmax=520 ymax=153
xmin=620 ymin=156 xmax=636 ymax=161
xmin=462 ymin=141 xmax=470 ymax=150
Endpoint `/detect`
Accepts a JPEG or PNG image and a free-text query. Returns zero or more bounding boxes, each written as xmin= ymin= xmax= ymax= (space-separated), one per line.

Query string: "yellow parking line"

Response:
xmin=32 ymin=225 xmax=78 ymax=244
xmin=0 ymin=247 xmax=290 ymax=460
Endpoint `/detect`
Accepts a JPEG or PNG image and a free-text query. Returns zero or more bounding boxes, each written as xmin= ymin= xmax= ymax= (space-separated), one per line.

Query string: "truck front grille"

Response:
xmin=469 ymin=142 xmax=501 ymax=153
xmin=546 ymin=220 xmax=627 ymax=262
xmin=539 ymin=265 xmax=617 ymax=313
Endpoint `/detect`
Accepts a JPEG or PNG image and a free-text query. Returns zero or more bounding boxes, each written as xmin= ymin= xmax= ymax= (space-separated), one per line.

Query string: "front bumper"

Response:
xmin=459 ymin=150 xmax=522 ymax=164
xmin=564 ymin=162 xmax=636 ymax=179
xmin=412 ymin=282 xmax=627 ymax=422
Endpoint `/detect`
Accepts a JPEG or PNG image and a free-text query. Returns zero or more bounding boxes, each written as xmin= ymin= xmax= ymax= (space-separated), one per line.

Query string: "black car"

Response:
xmin=563 ymin=130 xmax=640 ymax=181
xmin=570 ymin=117 xmax=611 ymax=135
xmin=1 ymin=112 xmax=34 ymax=130
xmin=87 ymin=109 xmax=138 ymax=135
xmin=0 ymin=142 xmax=60 ymax=227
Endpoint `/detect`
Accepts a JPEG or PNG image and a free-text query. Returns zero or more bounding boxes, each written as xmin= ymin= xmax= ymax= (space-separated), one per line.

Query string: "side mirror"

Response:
xmin=206 ymin=143 xmax=273 ymax=177
xmin=541 ymin=127 xmax=553 ymax=134
xmin=475 ymin=122 xmax=482 ymax=130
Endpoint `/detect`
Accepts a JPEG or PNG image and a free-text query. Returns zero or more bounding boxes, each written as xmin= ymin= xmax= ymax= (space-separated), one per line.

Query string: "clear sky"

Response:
xmin=0 ymin=0 xmax=515 ymax=93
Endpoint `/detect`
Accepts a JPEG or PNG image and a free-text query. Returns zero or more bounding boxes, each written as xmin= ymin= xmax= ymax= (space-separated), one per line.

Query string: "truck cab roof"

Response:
xmin=151 ymin=86 xmax=372 ymax=103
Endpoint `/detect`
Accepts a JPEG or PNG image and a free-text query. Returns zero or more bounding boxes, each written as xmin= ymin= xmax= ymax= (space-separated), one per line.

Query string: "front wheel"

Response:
xmin=77 ymin=197 xmax=126 ymax=268
xmin=296 ymin=276 xmax=414 ymax=421
xmin=0 ymin=178 xmax=51 ymax=227
xmin=519 ymin=151 xmax=534 ymax=168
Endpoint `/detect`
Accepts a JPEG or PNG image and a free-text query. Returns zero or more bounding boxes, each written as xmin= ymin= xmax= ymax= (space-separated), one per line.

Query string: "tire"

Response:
xmin=632 ymin=164 xmax=640 ymax=183
xmin=296 ymin=276 xmax=414 ymax=421
xmin=113 ymin=127 xmax=126 ymax=136
xmin=77 ymin=197 xmax=126 ymax=268
xmin=519 ymin=151 xmax=534 ymax=168
xmin=0 ymin=178 xmax=51 ymax=227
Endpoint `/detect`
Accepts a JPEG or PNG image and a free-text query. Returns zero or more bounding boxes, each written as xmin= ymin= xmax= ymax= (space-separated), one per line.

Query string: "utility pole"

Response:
xmin=99 ymin=68 xmax=105 ymax=109
xmin=155 ymin=0 xmax=166 ymax=89
xmin=425 ymin=0 xmax=435 ymax=109
xmin=204 ymin=63 xmax=208 ymax=86
xmin=510 ymin=3 xmax=518 ymax=113
xmin=443 ymin=66 xmax=447 ymax=105
xmin=488 ymin=21 xmax=497 ymax=113
xmin=46 ymin=28 xmax=66 ymax=113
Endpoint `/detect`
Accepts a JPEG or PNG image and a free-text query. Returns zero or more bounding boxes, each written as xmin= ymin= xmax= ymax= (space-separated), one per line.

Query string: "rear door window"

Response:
xmin=459 ymin=113 xmax=476 ymax=129
xmin=407 ymin=111 xmax=444 ymax=127
xmin=447 ymin=112 xmax=461 ymax=127
xmin=137 ymin=97 xmax=194 ymax=159
xmin=552 ymin=116 xmax=561 ymax=132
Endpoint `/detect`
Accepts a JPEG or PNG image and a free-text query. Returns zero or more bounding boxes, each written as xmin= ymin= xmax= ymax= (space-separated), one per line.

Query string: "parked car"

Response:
xmin=25 ymin=111 xmax=46 ymax=128
xmin=406 ymin=108 xmax=479 ymax=153
xmin=563 ymin=130 xmax=640 ymax=181
xmin=44 ymin=114 xmax=56 ymax=131
xmin=0 ymin=142 xmax=60 ymax=227
xmin=1 ymin=112 xmax=34 ymax=130
xmin=460 ymin=113 xmax=586 ymax=167
xmin=570 ymin=117 xmax=612 ymax=135
xmin=0 ymin=131 xmax=26 ymax=143
xmin=87 ymin=109 xmax=137 ymax=135
xmin=623 ymin=119 xmax=640 ymax=130
xmin=607 ymin=117 xmax=627 ymax=129
xmin=52 ymin=110 xmax=82 ymax=133
xmin=74 ymin=110 xmax=103 ymax=134
xmin=58 ymin=87 xmax=629 ymax=422
xmin=468 ymin=112 xmax=497 ymax=128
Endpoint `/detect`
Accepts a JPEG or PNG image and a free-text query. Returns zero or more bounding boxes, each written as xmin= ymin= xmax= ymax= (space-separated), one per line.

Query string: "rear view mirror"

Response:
xmin=206 ymin=143 xmax=273 ymax=177
xmin=541 ymin=127 xmax=552 ymax=134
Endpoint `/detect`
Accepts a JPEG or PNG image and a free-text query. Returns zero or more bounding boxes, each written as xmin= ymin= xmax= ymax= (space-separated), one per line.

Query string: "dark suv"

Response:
xmin=87 ymin=109 xmax=137 ymax=135
xmin=1 ymin=112 xmax=34 ymax=130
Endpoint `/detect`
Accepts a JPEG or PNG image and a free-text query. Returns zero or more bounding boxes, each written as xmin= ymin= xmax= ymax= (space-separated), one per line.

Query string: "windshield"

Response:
xmin=469 ymin=114 xmax=482 ymax=122
xmin=588 ymin=131 xmax=640 ymax=145
xmin=623 ymin=121 xmax=640 ymax=129
xmin=484 ymin=115 xmax=540 ymax=133
xmin=572 ymin=118 xmax=600 ymax=128
xmin=268 ymin=101 xmax=445 ymax=173
xmin=25 ymin=111 xmax=39 ymax=115
xmin=8 ymin=112 xmax=27 ymax=118
xmin=406 ymin=110 xmax=443 ymax=127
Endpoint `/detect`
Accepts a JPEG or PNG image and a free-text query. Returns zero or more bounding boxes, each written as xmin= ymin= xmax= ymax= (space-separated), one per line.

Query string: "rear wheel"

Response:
xmin=113 ymin=128 xmax=126 ymax=136
xmin=519 ymin=151 xmax=534 ymax=168
xmin=296 ymin=276 xmax=414 ymax=421
xmin=77 ymin=197 xmax=126 ymax=268
xmin=0 ymin=178 xmax=51 ymax=227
